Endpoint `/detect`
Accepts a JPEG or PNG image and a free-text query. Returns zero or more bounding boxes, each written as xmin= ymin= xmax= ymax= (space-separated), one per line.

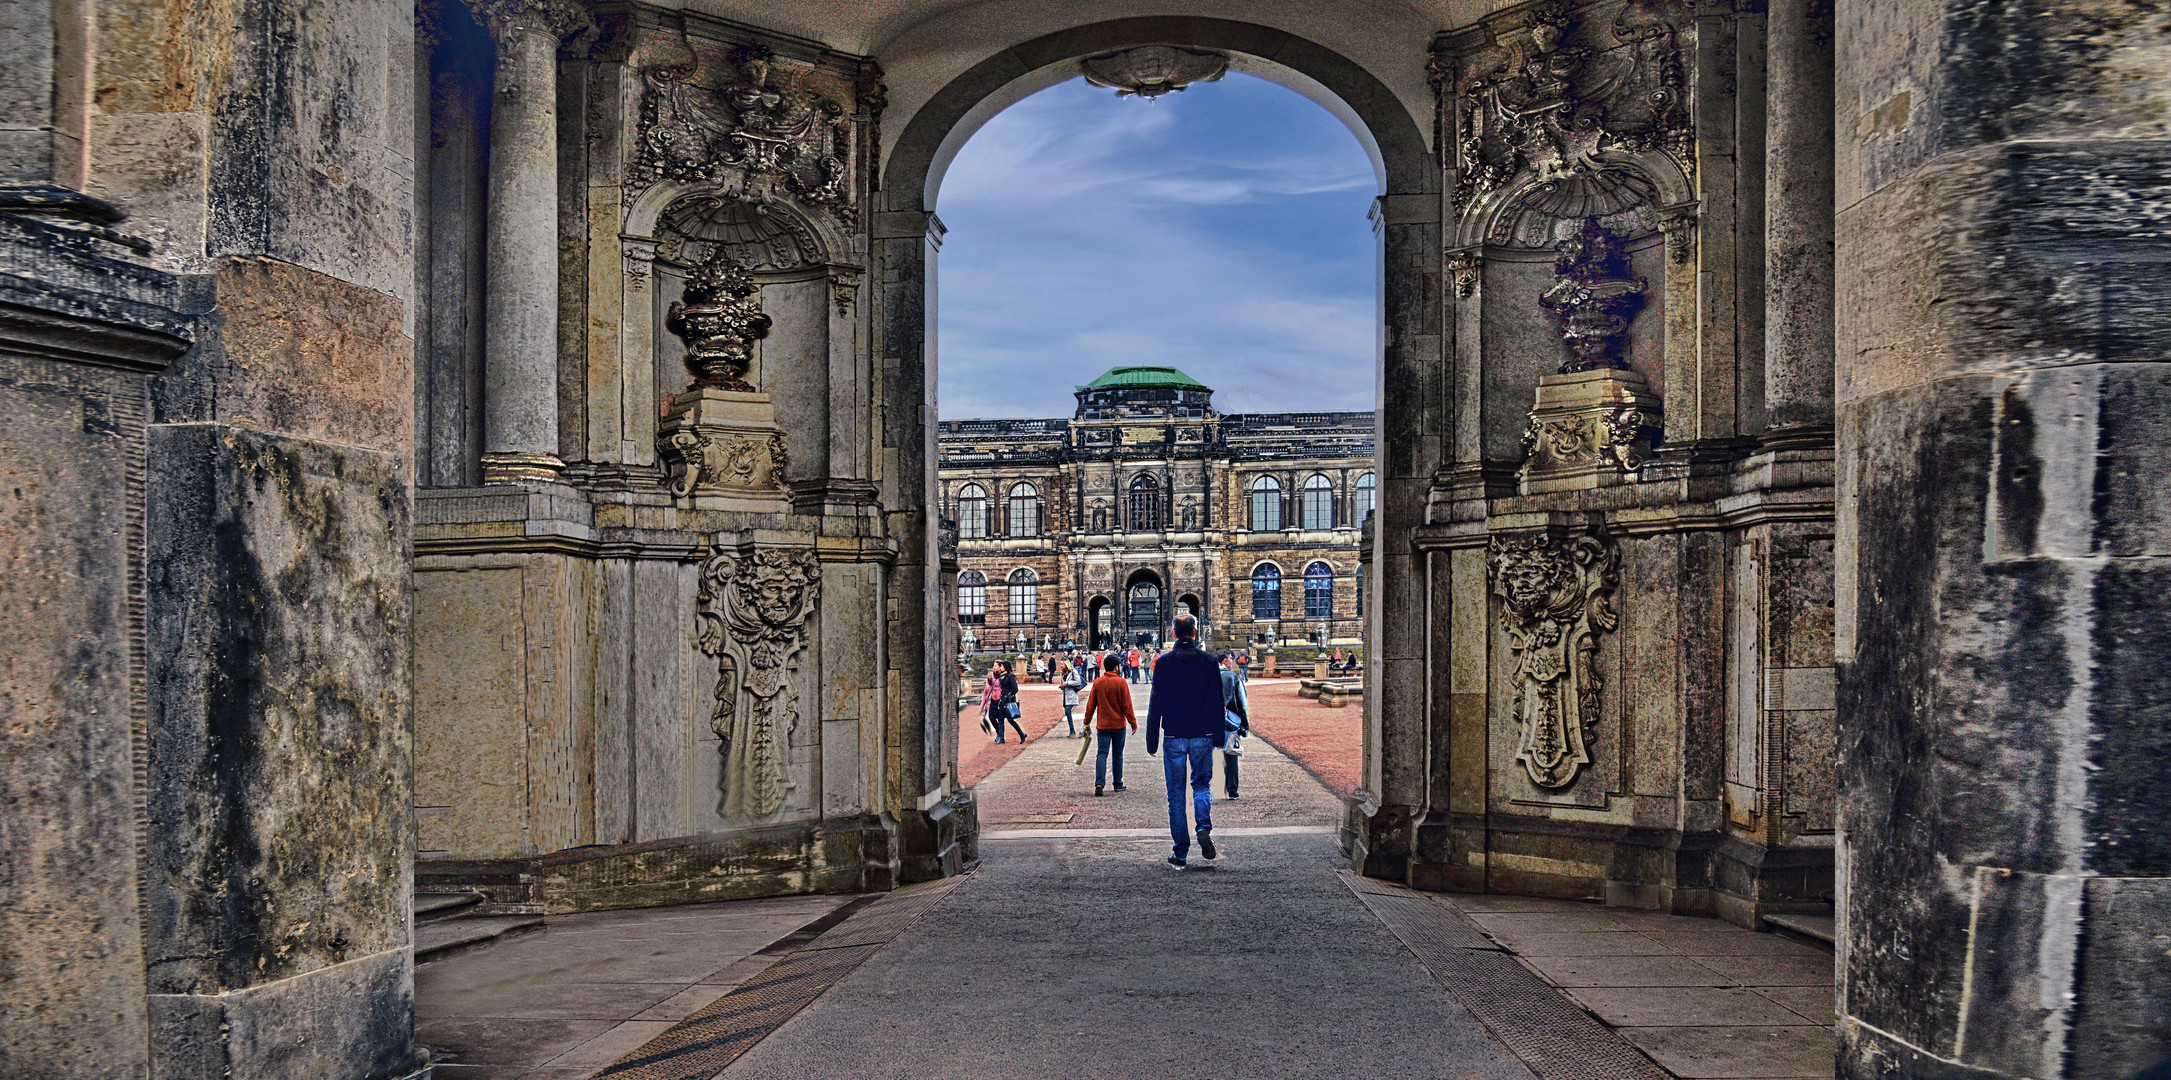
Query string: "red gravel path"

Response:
xmin=958 ymin=683 xmax=1074 ymax=788
xmin=958 ymin=677 xmax=1361 ymax=799
xmin=1241 ymin=679 xmax=1363 ymax=798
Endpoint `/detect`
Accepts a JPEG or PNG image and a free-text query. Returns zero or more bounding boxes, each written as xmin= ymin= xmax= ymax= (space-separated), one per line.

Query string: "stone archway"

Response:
xmin=879 ymin=16 xmax=1436 ymax=840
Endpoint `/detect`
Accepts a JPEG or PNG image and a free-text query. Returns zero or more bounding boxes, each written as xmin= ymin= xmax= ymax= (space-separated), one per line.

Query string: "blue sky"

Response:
xmin=933 ymin=73 xmax=1378 ymax=420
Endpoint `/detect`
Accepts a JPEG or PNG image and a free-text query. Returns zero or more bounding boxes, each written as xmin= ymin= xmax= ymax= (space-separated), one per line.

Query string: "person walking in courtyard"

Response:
xmin=995 ymin=661 xmax=1028 ymax=744
xmin=1059 ymin=658 xmax=1085 ymax=737
xmin=1142 ymin=648 xmax=1155 ymax=685
xmin=1082 ymin=653 xmax=1136 ymax=796
xmin=1144 ymin=616 xmax=1225 ymax=869
xmin=979 ymin=667 xmax=1002 ymax=740
xmin=1219 ymin=650 xmax=1250 ymax=799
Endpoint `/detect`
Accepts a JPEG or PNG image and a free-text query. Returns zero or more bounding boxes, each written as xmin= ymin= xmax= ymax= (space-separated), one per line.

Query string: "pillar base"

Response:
xmin=1517 ymin=367 xmax=1663 ymax=494
xmin=480 ymin=451 xmax=565 ymax=484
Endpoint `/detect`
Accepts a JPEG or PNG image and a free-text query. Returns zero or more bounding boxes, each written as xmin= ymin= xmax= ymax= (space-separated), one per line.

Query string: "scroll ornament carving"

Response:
xmin=668 ymin=253 xmax=770 ymax=392
xmin=1658 ymin=204 xmax=1697 ymax=265
xmin=632 ymin=43 xmax=856 ymax=218
xmin=695 ymin=546 xmax=822 ymax=821
xmin=1602 ymin=406 xmax=1658 ymax=470
xmin=1489 ymin=529 xmax=1619 ymax=790
xmin=1446 ymin=248 xmax=1482 ymax=299
xmin=1539 ymin=219 xmax=1646 ymax=373
xmin=1452 ymin=0 xmax=1692 ymax=210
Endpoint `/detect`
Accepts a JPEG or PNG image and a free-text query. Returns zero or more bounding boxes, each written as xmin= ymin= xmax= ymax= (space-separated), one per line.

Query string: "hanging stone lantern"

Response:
xmin=1082 ymin=46 xmax=1229 ymax=99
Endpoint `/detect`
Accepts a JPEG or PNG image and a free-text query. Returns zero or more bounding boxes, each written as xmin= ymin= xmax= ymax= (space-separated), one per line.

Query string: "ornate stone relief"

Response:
xmin=1489 ymin=528 xmax=1619 ymax=790
xmin=1448 ymin=0 xmax=1693 ymax=212
xmin=1539 ymin=219 xmax=1645 ymax=373
xmin=1446 ymin=248 xmax=1482 ymax=298
xmin=1082 ymin=46 xmax=1229 ymax=99
xmin=632 ymin=41 xmax=860 ymax=220
xmin=695 ymin=544 xmax=822 ymax=821
xmin=657 ymin=252 xmax=790 ymax=504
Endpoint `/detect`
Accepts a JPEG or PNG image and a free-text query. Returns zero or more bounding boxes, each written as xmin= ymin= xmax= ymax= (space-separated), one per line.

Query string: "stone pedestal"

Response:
xmin=657 ymin=388 xmax=791 ymax=513
xmin=1517 ymin=368 xmax=1663 ymax=494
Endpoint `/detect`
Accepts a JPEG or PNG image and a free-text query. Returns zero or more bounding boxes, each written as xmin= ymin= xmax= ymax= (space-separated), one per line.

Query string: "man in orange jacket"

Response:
xmin=1081 ymin=653 xmax=1137 ymax=797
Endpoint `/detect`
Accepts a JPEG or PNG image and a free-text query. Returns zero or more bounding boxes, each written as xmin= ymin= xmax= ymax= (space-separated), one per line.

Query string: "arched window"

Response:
xmin=958 ymin=570 xmax=987 ymax=624
xmin=1354 ymin=472 xmax=1377 ymax=525
xmin=1251 ymin=564 xmax=1282 ymax=621
xmin=1128 ymin=474 xmax=1161 ymax=532
xmin=1301 ymin=474 xmax=1335 ymax=530
xmin=1007 ymin=482 xmax=1040 ymax=537
xmin=1248 ymin=476 xmax=1282 ymax=532
xmin=957 ymin=484 xmax=988 ymax=539
xmin=1007 ymin=567 xmax=1038 ymax=625
xmin=1304 ymin=561 xmax=1335 ymax=618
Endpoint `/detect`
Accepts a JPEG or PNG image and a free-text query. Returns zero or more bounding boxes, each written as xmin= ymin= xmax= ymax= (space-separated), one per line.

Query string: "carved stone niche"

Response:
xmin=1519 ymin=218 xmax=1662 ymax=493
xmin=1488 ymin=526 xmax=1620 ymax=791
xmin=656 ymin=249 xmax=792 ymax=511
xmin=695 ymin=537 xmax=822 ymax=823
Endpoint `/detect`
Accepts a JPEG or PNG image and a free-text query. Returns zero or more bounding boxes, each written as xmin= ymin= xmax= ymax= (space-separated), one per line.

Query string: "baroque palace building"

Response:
xmin=939 ymin=367 xmax=1374 ymax=652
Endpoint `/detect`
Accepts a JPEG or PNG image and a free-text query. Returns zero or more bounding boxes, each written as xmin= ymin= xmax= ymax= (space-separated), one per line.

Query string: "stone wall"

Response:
xmin=1339 ymin=0 xmax=1842 ymax=927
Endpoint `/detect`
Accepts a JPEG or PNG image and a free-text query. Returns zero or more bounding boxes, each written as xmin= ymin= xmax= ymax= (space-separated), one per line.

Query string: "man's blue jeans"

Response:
xmin=1160 ymin=736 xmax=1215 ymax=859
xmin=1095 ymin=728 xmax=1127 ymax=789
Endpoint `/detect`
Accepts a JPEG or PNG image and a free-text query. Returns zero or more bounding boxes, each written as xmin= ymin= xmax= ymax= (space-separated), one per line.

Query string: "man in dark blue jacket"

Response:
xmin=1145 ymin=616 xmax=1227 ymax=869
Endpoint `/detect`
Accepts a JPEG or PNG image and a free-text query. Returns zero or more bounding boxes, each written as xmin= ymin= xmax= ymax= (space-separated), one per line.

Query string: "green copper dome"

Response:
xmin=1079 ymin=365 xmax=1210 ymax=391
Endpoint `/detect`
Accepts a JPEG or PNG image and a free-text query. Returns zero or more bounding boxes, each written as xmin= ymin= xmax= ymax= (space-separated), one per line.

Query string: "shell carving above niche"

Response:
xmin=657 ymin=195 xmax=825 ymax=271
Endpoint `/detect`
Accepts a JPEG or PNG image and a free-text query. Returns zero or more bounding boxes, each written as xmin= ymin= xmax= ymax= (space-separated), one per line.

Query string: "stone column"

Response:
xmin=1835 ymin=2 xmax=2171 ymax=1076
xmin=470 ymin=0 xmax=589 ymax=483
xmin=1762 ymin=0 xmax=1834 ymax=436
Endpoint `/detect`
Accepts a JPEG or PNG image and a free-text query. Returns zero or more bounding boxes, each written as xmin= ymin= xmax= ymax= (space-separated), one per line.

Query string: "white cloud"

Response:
xmin=936 ymin=75 xmax=1379 ymax=419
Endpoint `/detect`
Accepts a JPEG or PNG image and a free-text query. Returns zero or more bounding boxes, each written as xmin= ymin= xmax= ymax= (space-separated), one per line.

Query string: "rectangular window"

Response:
xmin=1008 ymin=584 xmax=1037 ymax=625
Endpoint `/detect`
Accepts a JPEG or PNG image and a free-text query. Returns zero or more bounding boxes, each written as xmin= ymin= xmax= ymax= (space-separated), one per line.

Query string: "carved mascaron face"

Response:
xmin=1498 ymin=550 xmax=1571 ymax=615
xmin=744 ymin=556 xmax=813 ymax=625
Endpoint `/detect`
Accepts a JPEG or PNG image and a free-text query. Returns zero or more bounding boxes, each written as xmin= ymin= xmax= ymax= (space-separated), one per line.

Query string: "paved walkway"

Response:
xmin=416 ymin=675 xmax=1836 ymax=1080
xmin=719 ymin=832 xmax=1540 ymax=1080
xmin=414 ymin=895 xmax=850 ymax=1078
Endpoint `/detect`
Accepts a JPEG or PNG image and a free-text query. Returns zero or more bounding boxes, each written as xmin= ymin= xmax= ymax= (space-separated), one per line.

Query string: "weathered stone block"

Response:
xmin=143 ymin=423 xmax=414 ymax=1006
xmin=0 ymin=353 xmax=152 ymax=1077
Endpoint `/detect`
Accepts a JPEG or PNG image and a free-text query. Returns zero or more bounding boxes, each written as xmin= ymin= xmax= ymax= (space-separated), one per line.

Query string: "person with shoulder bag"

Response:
xmin=996 ymin=661 xmax=1027 ymax=744
xmin=1219 ymin=651 xmax=1251 ymax=799
xmin=1059 ymin=661 xmax=1085 ymax=737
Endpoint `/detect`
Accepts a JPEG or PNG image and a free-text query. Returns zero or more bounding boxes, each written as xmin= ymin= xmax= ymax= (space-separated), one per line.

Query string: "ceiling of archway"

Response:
xmin=657 ymin=0 xmax=1512 ymax=171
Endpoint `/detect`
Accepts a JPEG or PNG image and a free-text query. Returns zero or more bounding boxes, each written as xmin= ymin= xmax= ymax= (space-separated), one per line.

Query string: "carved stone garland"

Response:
xmin=695 ymin=544 xmax=822 ymax=821
xmin=1489 ymin=529 xmax=1620 ymax=790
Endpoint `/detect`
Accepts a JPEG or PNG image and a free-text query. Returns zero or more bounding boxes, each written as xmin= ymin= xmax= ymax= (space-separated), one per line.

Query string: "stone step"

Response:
xmin=414 ymin=892 xmax=481 ymax=923
xmin=1761 ymin=911 xmax=1836 ymax=948
xmin=414 ymin=915 xmax=545 ymax=965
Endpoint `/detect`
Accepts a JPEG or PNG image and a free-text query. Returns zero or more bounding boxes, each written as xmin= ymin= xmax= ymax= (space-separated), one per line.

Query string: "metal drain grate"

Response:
xmin=1339 ymin=873 xmax=1671 ymax=1080
xmin=596 ymin=873 xmax=974 ymax=1080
